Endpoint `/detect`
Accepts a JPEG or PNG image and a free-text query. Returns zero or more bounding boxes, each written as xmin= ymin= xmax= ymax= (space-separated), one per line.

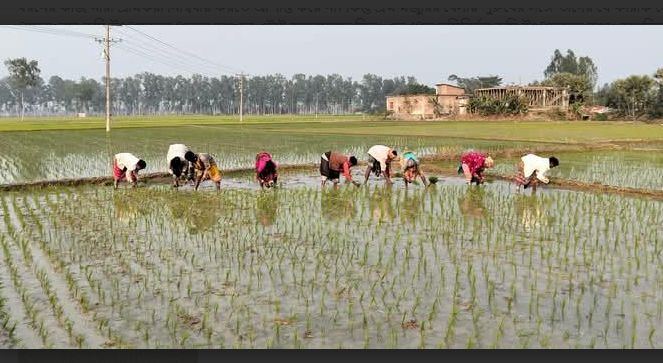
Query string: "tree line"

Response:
xmin=3 ymin=51 xmax=662 ymax=120
xmin=0 ymin=58 xmax=433 ymax=117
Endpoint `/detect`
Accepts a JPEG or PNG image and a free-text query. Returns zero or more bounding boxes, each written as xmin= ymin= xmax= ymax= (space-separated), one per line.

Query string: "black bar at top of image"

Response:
xmin=1 ymin=7 xmax=663 ymax=24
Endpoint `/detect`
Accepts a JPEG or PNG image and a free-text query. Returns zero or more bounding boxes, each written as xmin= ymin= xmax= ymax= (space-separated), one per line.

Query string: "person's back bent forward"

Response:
xmin=458 ymin=150 xmax=494 ymax=185
xmin=167 ymin=143 xmax=192 ymax=188
xmin=515 ymin=153 xmax=560 ymax=192
xmin=364 ymin=145 xmax=398 ymax=185
xmin=113 ymin=153 xmax=147 ymax=189
xmin=256 ymin=151 xmax=279 ymax=189
xmin=320 ymin=151 xmax=359 ymax=188
xmin=185 ymin=151 xmax=222 ymax=191
xmin=400 ymin=151 xmax=428 ymax=189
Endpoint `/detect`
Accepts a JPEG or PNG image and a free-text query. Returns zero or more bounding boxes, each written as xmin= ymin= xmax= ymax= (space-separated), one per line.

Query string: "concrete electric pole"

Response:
xmin=236 ymin=73 xmax=245 ymax=123
xmin=96 ymin=25 xmax=120 ymax=132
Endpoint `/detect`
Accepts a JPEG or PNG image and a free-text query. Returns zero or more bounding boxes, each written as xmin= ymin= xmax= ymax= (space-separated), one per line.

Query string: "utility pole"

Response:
xmin=104 ymin=25 xmax=111 ymax=132
xmin=96 ymin=25 xmax=120 ymax=132
xmin=235 ymin=73 xmax=247 ymax=123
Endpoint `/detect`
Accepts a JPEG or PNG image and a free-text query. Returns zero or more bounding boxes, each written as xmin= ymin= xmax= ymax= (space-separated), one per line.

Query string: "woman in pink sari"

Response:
xmin=255 ymin=151 xmax=279 ymax=189
xmin=458 ymin=151 xmax=494 ymax=185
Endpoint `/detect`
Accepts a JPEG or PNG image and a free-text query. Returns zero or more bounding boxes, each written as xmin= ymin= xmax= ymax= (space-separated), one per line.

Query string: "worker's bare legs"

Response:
xmin=383 ymin=169 xmax=393 ymax=185
xmin=419 ymin=171 xmax=428 ymax=187
xmin=194 ymin=175 xmax=202 ymax=191
xmin=363 ymin=165 xmax=372 ymax=184
xmin=462 ymin=163 xmax=472 ymax=184
xmin=215 ymin=181 xmax=221 ymax=191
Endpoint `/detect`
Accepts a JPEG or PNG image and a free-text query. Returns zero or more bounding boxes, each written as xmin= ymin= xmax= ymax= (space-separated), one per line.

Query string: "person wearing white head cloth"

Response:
xmin=364 ymin=144 xmax=398 ymax=185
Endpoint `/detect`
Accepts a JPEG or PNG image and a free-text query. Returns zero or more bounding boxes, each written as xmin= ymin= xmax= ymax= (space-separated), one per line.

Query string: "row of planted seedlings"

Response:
xmin=0 ymin=179 xmax=661 ymax=348
xmin=0 ymin=191 xmax=98 ymax=347
xmin=0 ymin=123 xmax=538 ymax=185
xmin=491 ymin=150 xmax=663 ymax=192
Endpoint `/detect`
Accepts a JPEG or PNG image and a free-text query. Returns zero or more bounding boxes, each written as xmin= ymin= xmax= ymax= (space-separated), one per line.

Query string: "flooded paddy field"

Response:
xmin=0 ymin=126 xmax=547 ymax=185
xmin=0 ymin=172 xmax=660 ymax=348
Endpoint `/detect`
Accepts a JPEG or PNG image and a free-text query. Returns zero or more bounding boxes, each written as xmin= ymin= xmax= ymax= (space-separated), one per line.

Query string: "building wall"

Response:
xmin=387 ymin=94 xmax=467 ymax=117
xmin=386 ymin=95 xmax=435 ymax=116
xmin=436 ymin=84 xmax=465 ymax=96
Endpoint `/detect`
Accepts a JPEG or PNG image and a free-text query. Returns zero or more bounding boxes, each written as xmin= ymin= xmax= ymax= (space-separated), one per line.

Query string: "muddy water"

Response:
xmin=2 ymin=172 xmax=660 ymax=348
xmin=0 ymin=127 xmax=536 ymax=185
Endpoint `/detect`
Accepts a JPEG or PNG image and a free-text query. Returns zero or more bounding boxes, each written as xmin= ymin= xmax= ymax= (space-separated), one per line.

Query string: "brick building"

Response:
xmin=386 ymin=83 xmax=468 ymax=119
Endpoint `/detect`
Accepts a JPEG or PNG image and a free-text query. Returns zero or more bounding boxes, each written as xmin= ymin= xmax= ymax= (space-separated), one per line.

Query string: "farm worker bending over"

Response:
xmin=364 ymin=145 xmax=398 ymax=185
xmin=400 ymin=150 xmax=429 ymax=189
xmin=113 ymin=153 xmax=147 ymax=189
xmin=167 ymin=143 xmax=193 ymax=188
xmin=515 ymin=153 xmax=560 ymax=192
xmin=255 ymin=151 xmax=279 ymax=189
xmin=458 ymin=151 xmax=494 ymax=185
xmin=320 ymin=151 xmax=359 ymax=188
xmin=185 ymin=151 xmax=222 ymax=191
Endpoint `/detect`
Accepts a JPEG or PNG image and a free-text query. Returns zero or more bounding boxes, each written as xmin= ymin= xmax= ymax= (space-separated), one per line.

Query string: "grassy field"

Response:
xmin=1 ymin=116 xmax=662 ymax=185
xmin=0 ymin=115 xmax=369 ymax=132
xmin=2 ymin=115 xmax=662 ymax=143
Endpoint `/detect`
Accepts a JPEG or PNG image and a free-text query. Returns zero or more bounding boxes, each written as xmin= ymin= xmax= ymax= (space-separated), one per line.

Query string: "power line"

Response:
xmin=114 ymin=28 xmax=221 ymax=76
xmin=124 ymin=26 xmax=244 ymax=75
xmin=0 ymin=25 xmax=97 ymax=39
xmin=115 ymin=42 xmax=218 ymax=78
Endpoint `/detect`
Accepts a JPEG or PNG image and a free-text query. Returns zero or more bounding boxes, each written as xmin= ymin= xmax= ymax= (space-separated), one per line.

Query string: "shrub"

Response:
xmin=592 ymin=113 xmax=608 ymax=121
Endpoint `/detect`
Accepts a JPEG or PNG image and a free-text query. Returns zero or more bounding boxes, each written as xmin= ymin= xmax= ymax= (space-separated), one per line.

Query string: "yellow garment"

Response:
xmin=207 ymin=164 xmax=222 ymax=182
xmin=196 ymin=163 xmax=222 ymax=182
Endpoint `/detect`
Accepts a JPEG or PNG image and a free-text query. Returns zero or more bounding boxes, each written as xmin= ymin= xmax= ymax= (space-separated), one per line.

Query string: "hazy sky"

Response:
xmin=1 ymin=25 xmax=661 ymax=88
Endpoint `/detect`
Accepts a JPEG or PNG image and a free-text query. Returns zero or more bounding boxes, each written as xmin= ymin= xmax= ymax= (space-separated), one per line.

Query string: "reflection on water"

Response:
xmin=320 ymin=188 xmax=356 ymax=221
xmin=367 ymin=187 xmax=395 ymax=224
xmin=458 ymin=187 xmax=487 ymax=220
xmin=113 ymin=192 xmax=150 ymax=226
xmin=163 ymin=192 xmax=222 ymax=234
xmin=399 ymin=189 xmax=425 ymax=226
xmin=514 ymin=194 xmax=546 ymax=233
xmin=256 ymin=191 xmax=279 ymax=226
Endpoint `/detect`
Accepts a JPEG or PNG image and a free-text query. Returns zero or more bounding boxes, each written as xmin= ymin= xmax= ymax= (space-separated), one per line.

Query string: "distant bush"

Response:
xmin=468 ymin=94 xmax=529 ymax=116
xmin=545 ymin=107 xmax=567 ymax=120
xmin=592 ymin=113 xmax=608 ymax=121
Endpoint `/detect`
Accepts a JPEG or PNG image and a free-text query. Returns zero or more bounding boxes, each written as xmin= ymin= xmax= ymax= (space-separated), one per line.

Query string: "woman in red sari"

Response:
xmin=458 ymin=151 xmax=494 ymax=185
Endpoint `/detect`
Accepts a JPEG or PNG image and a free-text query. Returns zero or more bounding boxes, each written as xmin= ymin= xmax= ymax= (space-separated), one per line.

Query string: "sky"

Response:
xmin=0 ymin=25 xmax=661 ymax=89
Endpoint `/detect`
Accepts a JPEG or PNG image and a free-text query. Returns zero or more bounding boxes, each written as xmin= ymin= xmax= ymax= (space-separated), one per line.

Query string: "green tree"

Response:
xmin=607 ymin=75 xmax=656 ymax=120
xmin=541 ymin=72 xmax=592 ymax=105
xmin=650 ymin=68 xmax=663 ymax=118
xmin=544 ymin=49 xmax=598 ymax=89
xmin=3 ymin=57 xmax=41 ymax=120
xmin=448 ymin=74 xmax=502 ymax=94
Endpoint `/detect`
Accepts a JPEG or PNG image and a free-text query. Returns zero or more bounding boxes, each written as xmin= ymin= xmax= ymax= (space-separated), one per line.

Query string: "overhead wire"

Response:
xmin=1 ymin=25 xmax=251 ymax=81
xmin=113 ymin=27 xmax=221 ymax=77
xmin=124 ymin=25 xmax=244 ymax=75
xmin=114 ymin=42 xmax=219 ymax=78
xmin=0 ymin=25 xmax=97 ymax=39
